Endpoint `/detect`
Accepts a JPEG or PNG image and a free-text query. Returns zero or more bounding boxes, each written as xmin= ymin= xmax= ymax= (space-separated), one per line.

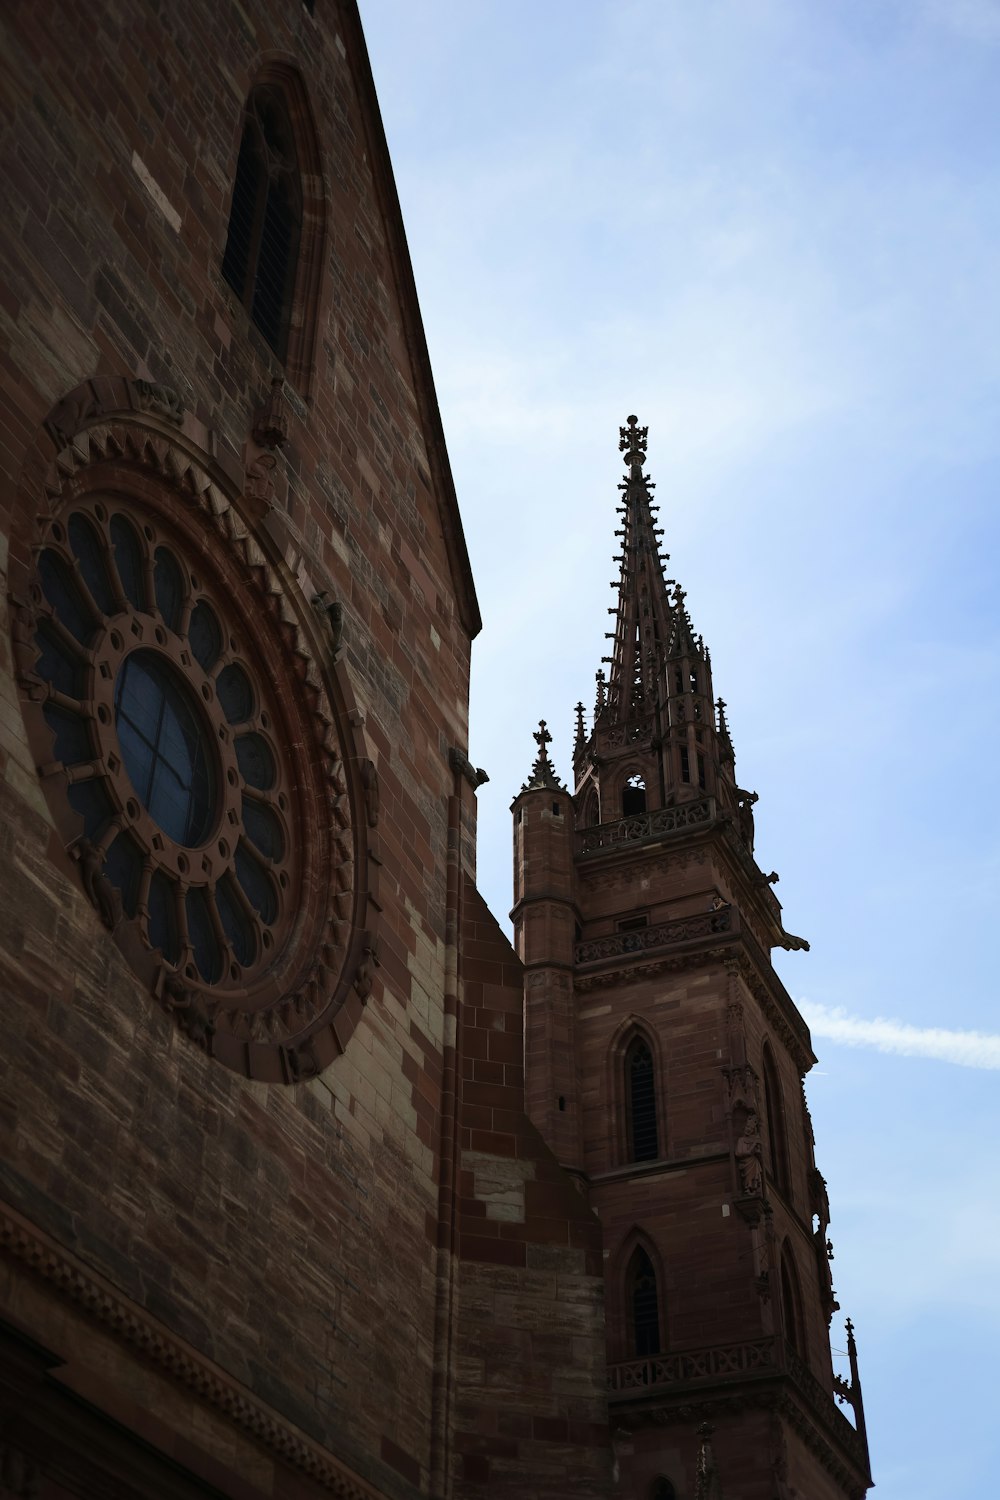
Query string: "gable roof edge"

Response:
xmin=340 ymin=3 xmax=483 ymax=640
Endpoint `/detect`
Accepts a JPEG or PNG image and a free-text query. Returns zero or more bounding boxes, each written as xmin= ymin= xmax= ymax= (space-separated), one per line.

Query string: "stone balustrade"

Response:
xmin=574 ymin=905 xmax=734 ymax=966
xmin=576 ymin=796 xmax=715 ymax=855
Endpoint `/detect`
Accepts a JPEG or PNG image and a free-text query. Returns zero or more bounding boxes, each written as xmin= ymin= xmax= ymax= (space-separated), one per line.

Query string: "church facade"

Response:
xmin=0 ymin=3 xmax=869 ymax=1498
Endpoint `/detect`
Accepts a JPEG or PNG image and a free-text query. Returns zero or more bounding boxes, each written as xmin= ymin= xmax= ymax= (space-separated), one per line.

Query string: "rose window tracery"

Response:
xmin=30 ymin=500 xmax=295 ymax=987
xmin=12 ymin=395 xmax=378 ymax=1082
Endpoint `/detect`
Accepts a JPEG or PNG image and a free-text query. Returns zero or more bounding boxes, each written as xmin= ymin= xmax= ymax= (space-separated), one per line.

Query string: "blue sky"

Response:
xmin=362 ymin=3 xmax=1000 ymax=1494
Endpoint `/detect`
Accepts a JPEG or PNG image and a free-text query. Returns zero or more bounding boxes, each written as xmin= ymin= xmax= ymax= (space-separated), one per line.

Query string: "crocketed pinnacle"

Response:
xmin=601 ymin=415 xmax=674 ymax=725
xmin=695 ymin=1422 xmax=724 ymax=1500
xmin=667 ymin=582 xmax=702 ymax=659
xmin=520 ymin=719 xmax=567 ymax=793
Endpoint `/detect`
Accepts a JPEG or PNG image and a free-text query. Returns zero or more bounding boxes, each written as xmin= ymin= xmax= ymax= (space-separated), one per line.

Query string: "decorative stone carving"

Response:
xmin=10 ymin=396 xmax=379 ymax=1082
xmin=575 ymin=906 xmax=733 ymax=965
xmin=578 ymin=795 xmax=714 ymax=855
xmin=133 ymin=378 xmax=184 ymax=423
xmin=252 ymin=376 xmax=290 ymax=449
xmin=449 ymin=746 xmax=490 ymax=790
xmin=735 ymin=1110 xmax=763 ymax=1196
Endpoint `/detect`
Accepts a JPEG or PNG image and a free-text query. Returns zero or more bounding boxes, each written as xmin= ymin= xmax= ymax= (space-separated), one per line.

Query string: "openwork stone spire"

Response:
xmin=602 ymin=416 xmax=674 ymax=726
xmin=520 ymin=719 xmax=566 ymax=792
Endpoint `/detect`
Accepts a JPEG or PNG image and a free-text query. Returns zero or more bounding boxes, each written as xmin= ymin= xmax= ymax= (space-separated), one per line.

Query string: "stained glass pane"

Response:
xmin=68 ymin=513 xmax=117 ymax=614
xmin=153 ymin=546 xmax=184 ymax=632
xmin=235 ymin=732 xmax=275 ymax=790
xmin=103 ymin=832 xmax=142 ymax=918
xmin=115 ymin=650 xmax=216 ymax=846
xmin=215 ymin=874 xmax=255 ymax=967
xmin=188 ymin=600 xmax=222 ymax=672
xmin=242 ymin=797 xmax=284 ymax=861
xmin=42 ymin=703 xmax=92 ymax=765
xmin=217 ymin=663 xmax=254 ymax=725
xmin=148 ymin=868 xmax=180 ymax=962
xmin=67 ymin=777 xmax=114 ymax=842
xmin=186 ymin=885 xmax=222 ymax=982
xmin=34 ymin=620 xmax=85 ymax=696
xmin=110 ymin=515 xmax=145 ymax=610
xmin=235 ymin=841 xmax=277 ymax=924
xmin=38 ymin=549 xmax=93 ymax=644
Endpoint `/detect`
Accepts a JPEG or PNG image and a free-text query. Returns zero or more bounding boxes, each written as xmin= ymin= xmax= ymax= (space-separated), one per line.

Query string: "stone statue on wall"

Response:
xmin=735 ymin=1110 xmax=763 ymax=1196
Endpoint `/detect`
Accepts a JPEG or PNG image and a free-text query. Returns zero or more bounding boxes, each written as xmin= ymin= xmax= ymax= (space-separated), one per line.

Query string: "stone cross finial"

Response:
xmin=520 ymin=718 xmax=566 ymax=793
xmin=619 ymin=413 xmax=648 ymax=467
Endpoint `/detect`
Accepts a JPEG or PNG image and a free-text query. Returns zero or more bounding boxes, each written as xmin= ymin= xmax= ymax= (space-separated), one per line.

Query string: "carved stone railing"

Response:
xmin=607 ymin=1337 xmax=776 ymax=1394
xmin=607 ymin=1337 xmax=868 ymax=1475
xmin=575 ymin=906 xmax=734 ymax=966
xmin=577 ymin=796 xmax=715 ymax=856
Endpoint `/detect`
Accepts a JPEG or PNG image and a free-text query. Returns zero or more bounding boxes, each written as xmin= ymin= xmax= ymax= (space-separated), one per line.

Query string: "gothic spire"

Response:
xmin=602 ymin=415 xmax=674 ymax=726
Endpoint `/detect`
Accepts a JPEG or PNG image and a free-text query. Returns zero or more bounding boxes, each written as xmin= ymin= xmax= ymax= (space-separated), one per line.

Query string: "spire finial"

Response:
xmin=594 ymin=667 xmax=606 ymax=715
xmin=520 ymin=719 xmax=566 ymax=793
xmin=574 ymin=701 xmax=586 ymax=749
xmin=619 ymin=413 xmax=648 ymax=470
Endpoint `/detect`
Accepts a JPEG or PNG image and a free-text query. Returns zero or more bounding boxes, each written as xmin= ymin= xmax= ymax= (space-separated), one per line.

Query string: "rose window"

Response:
xmin=10 ymin=393 xmax=377 ymax=1081
xmin=28 ymin=497 xmax=297 ymax=989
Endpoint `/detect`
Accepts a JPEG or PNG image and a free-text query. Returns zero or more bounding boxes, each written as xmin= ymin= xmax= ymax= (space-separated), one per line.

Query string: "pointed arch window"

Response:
xmin=627 ymin=1245 xmax=661 ymax=1356
xmin=223 ymin=86 xmax=302 ymax=358
xmin=626 ymin=1035 xmax=659 ymax=1162
xmin=780 ymin=1244 xmax=805 ymax=1356
xmin=221 ymin=74 xmax=324 ymax=386
xmin=650 ymin=1482 xmax=676 ymax=1500
xmin=762 ymin=1042 xmax=790 ymax=1195
xmin=622 ymin=773 xmax=646 ymax=816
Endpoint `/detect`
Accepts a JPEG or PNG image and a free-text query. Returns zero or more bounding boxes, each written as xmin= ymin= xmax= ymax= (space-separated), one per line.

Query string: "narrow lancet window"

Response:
xmin=628 ymin=1245 xmax=661 ymax=1356
xmin=222 ymin=86 xmax=303 ymax=360
xmin=781 ymin=1245 xmax=804 ymax=1356
xmin=762 ymin=1043 xmax=791 ymax=1195
xmin=626 ymin=1036 xmax=659 ymax=1161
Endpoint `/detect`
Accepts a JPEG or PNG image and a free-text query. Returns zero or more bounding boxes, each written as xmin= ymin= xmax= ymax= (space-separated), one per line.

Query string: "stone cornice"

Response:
xmin=0 ymin=1199 xmax=385 ymax=1499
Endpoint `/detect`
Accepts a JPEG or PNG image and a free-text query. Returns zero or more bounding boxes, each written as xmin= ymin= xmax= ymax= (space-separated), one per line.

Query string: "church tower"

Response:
xmin=512 ymin=419 xmax=872 ymax=1500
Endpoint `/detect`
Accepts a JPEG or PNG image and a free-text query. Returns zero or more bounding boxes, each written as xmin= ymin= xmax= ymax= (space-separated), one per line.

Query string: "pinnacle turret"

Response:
xmin=520 ymin=719 xmax=566 ymax=793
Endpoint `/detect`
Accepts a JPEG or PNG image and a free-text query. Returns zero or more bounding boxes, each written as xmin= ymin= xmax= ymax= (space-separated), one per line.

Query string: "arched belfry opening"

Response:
xmin=622 ymin=772 xmax=646 ymax=817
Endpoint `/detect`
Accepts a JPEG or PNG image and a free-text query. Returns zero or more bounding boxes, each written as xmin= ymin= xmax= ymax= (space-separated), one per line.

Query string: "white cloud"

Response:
xmin=799 ymin=1000 xmax=1000 ymax=1069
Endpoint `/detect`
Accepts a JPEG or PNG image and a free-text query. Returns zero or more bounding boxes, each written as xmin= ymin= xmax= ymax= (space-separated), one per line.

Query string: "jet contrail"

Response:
xmin=798 ymin=1000 xmax=1000 ymax=1070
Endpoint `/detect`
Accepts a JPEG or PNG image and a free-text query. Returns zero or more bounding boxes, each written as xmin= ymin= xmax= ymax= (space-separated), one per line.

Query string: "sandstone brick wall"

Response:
xmin=454 ymin=883 xmax=612 ymax=1500
xmin=0 ymin=5 xmax=621 ymax=1496
xmin=0 ymin=1 xmax=469 ymax=1493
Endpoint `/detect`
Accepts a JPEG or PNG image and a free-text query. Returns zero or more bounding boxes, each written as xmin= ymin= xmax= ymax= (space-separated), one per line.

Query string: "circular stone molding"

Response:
xmin=9 ymin=380 xmax=379 ymax=1082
